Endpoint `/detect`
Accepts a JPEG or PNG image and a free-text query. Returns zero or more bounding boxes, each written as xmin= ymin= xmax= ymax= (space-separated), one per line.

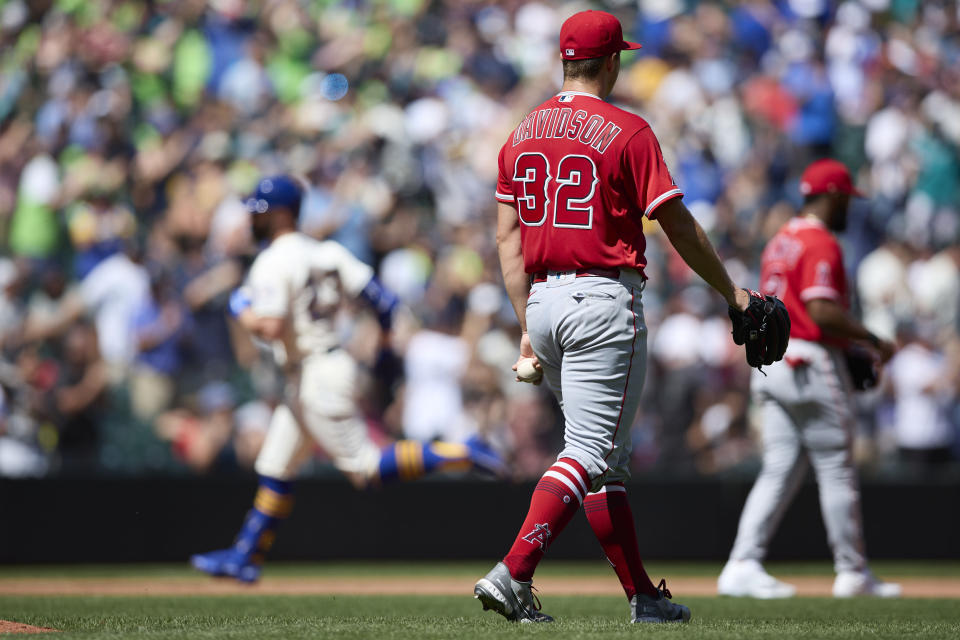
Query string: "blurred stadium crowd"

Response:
xmin=0 ymin=0 xmax=958 ymax=478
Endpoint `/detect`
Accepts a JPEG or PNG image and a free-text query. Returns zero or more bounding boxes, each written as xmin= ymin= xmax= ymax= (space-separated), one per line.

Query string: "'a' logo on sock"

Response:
xmin=522 ymin=523 xmax=552 ymax=551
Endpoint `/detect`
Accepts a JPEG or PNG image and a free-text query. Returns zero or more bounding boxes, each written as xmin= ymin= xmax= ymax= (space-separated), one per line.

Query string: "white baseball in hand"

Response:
xmin=516 ymin=358 xmax=542 ymax=383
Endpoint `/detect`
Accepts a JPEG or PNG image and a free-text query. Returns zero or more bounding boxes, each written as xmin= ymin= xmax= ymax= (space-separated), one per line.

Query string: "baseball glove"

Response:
xmin=843 ymin=346 xmax=879 ymax=391
xmin=728 ymin=289 xmax=790 ymax=370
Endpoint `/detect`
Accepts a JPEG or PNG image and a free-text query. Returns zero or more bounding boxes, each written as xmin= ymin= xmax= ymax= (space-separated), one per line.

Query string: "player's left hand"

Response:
xmin=728 ymin=289 xmax=790 ymax=370
xmin=731 ymin=287 xmax=752 ymax=312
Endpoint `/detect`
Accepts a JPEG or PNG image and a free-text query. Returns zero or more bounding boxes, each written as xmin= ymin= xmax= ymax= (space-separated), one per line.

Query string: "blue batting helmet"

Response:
xmin=246 ymin=175 xmax=303 ymax=217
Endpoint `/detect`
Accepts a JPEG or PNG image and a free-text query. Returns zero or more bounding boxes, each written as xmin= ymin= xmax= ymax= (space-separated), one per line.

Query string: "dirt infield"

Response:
xmin=0 ymin=620 xmax=57 ymax=634
xmin=2 ymin=575 xmax=960 ymax=598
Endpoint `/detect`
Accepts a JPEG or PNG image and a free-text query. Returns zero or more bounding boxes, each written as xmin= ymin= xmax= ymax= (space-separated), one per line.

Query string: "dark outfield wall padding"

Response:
xmin=0 ymin=475 xmax=957 ymax=563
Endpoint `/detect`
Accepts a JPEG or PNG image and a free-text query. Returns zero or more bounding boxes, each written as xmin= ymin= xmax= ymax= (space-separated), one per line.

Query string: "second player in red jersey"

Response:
xmin=718 ymin=159 xmax=901 ymax=600
xmin=760 ymin=217 xmax=848 ymax=344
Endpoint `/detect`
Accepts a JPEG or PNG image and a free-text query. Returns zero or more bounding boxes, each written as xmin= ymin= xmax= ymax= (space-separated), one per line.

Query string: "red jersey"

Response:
xmin=495 ymin=91 xmax=681 ymax=275
xmin=759 ymin=217 xmax=848 ymax=343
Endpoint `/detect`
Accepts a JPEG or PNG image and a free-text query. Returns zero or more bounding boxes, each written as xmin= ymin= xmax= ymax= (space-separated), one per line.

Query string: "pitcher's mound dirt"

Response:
xmin=0 ymin=620 xmax=57 ymax=634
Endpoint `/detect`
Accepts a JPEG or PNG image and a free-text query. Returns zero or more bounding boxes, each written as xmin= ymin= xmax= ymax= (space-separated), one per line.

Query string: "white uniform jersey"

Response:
xmin=246 ymin=232 xmax=373 ymax=366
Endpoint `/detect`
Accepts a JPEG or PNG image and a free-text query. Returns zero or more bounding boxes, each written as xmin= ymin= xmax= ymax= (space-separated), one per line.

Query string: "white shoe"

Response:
xmin=717 ymin=559 xmax=797 ymax=599
xmin=833 ymin=570 xmax=901 ymax=598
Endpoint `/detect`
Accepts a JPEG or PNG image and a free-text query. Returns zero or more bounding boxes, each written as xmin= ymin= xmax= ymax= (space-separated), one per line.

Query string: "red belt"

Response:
xmin=530 ymin=267 xmax=620 ymax=284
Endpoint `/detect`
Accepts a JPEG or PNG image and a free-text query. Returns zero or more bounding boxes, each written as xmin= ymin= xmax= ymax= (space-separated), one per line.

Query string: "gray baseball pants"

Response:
xmin=728 ymin=340 xmax=867 ymax=573
xmin=525 ymin=269 xmax=647 ymax=491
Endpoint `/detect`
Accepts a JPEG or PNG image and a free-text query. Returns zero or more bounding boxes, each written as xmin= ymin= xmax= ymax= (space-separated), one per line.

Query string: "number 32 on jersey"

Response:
xmin=513 ymin=153 xmax=599 ymax=229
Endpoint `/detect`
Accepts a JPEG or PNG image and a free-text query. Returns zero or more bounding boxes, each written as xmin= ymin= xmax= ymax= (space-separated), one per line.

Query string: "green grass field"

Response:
xmin=2 ymin=562 xmax=959 ymax=639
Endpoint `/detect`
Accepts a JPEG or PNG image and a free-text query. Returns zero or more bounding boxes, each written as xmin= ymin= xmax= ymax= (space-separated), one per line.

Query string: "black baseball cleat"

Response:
xmin=631 ymin=579 xmax=691 ymax=623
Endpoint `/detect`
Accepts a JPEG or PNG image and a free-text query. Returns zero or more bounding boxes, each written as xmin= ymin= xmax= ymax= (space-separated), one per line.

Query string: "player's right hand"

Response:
xmin=874 ymin=337 xmax=897 ymax=364
xmin=513 ymin=332 xmax=543 ymax=384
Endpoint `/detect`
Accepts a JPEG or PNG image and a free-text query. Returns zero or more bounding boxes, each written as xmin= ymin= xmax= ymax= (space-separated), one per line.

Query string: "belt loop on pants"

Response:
xmin=530 ymin=267 xmax=620 ymax=284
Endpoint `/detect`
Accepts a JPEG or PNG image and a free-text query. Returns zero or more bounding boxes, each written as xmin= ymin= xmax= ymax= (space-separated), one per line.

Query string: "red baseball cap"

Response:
xmin=799 ymin=159 xmax=865 ymax=197
xmin=560 ymin=10 xmax=642 ymax=61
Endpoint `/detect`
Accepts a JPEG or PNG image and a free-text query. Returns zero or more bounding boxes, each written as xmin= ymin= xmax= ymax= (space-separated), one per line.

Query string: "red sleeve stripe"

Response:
xmin=799 ymin=286 xmax=841 ymax=302
xmin=495 ymin=191 xmax=514 ymax=202
xmin=644 ymin=188 xmax=683 ymax=218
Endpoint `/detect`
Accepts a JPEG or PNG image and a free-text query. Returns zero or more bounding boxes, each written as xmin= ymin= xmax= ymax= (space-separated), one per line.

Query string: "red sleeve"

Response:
xmin=495 ymin=143 xmax=514 ymax=204
xmin=621 ymin=126 xmax=683 ymax=219
xmin=798 ymin=235 xmax=844 ymax=302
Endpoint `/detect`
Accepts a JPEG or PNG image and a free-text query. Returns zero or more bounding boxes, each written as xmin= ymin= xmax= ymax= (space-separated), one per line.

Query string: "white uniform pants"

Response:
xmin=254 ymin=349 xmax=381 ymax=480
xmin=728 ymin=340 xmax=867 ymax=573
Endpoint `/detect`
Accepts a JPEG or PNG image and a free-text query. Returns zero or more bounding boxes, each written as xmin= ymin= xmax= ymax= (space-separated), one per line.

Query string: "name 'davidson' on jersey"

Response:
xmin=512 ymin=106 xmax=622 ymax=153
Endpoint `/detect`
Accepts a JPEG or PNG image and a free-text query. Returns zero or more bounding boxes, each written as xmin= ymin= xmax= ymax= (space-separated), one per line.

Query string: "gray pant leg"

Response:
xmin=734 ymin=343 xmax=868 ymax=571
xmin=729 ymin=397 xmax=809 ymax=562
xmin=557 ymin=295 xmax=646 ymax=488
xmin=800 ymin=348 xmax=867 ymax=574
xmin=808 ymin=446 xmax=867 ymax=573
xmin=526 ymin=278 xmax=646 ymax=489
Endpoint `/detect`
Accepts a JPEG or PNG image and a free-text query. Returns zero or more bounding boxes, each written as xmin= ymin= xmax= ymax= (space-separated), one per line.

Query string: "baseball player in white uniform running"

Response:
xmin=191 ymin=175 xmax=503 ymax=582
xmin=717 ymin=159 xmax=901 ymax=599
xmin=473 ymin=11 xmax=784 ymax=624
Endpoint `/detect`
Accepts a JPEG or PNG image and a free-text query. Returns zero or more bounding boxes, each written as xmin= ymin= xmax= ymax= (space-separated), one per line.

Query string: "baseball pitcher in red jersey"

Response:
xmin=474 ymin=10 xmax=785 ymax=624
xmin=718 ymin=160 xmax=902 ymax=599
